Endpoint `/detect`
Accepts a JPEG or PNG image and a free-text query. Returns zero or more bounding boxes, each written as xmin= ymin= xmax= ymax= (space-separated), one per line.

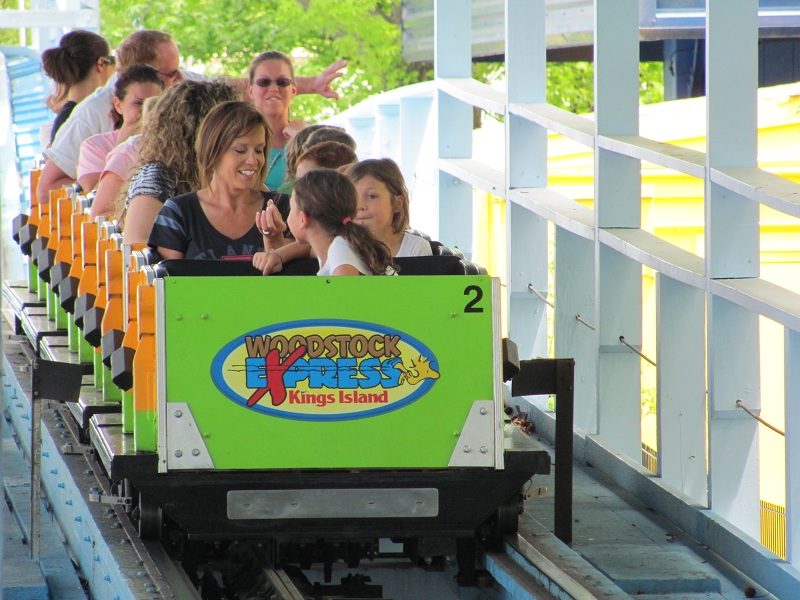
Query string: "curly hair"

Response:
xmin=115 ymin=79 xmax=240 ymax=216
xmin=294 ymin=169 xmax=395 ymax=275
xmin=195 ymin=101 xmax=270 ymax=188
xmin=346 ymin=158 xmax=410 ymax=234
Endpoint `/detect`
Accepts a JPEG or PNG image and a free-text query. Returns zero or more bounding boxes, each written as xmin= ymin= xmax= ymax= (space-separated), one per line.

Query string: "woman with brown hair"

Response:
xmin=248 ymin=51 xmax=306 ymax=191
xmin=41 ymin=30 xmax=115 ymax=143
xmin=120 ymin=80 xmax=240 ymax=244
xmin=148 ymin=101 xmax=289 ymax=260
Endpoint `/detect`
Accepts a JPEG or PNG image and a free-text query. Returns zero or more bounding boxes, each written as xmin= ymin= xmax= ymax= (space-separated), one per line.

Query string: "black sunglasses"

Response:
xmin=254 ymin=77 xmax=294 ymax=88
xmin=101 ymin=55 xmax=116 ymax=66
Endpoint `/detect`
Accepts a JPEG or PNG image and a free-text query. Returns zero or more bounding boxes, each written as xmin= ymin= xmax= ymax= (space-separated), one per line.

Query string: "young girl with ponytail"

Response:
xmin=277 ymin=169 xmax=395 ymax=276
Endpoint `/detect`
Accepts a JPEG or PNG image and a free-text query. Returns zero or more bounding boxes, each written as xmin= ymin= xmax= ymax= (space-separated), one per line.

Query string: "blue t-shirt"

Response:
xmin=149 ymin=190 xmax=289 ymax=260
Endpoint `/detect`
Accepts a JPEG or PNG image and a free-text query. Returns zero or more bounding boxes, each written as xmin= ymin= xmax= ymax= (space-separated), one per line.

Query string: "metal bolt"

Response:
xmin=480 ymin=407 xmax=488 ymax=415
xmin=463 ymin=445 xmax=471 ymax=453
xmin=480 ymin=446 xmax=488 ymax=454
xmin=200 ymin=314 xmax=208 ymax=320
xmin=450 ymin=312 xmax=457 ymax=318
xmin=174 ymin=410 xmax=182 ymax=418
xmin=174 ymin=450 xmax=182 ymax=458
xmin=191 ymin=449 xmax=200 ymax=456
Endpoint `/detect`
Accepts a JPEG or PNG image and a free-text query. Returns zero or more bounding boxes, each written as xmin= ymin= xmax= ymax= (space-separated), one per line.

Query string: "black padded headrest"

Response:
xmin=154 ymin=255 xmax=487 ymax=278
xmin=156 ymin=259 xmax=261 ymax=277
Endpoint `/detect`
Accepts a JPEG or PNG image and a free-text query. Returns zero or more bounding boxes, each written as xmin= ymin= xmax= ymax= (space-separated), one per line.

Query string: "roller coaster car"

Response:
xmin=92 ymin=256 xmax=550 ymax=578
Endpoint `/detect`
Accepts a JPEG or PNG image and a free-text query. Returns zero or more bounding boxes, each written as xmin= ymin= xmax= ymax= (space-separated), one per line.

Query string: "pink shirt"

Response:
xmin=101 ymin=135 xmax=141 ymax=181
xmin=77 ymin=130 xmax=121 ymax=181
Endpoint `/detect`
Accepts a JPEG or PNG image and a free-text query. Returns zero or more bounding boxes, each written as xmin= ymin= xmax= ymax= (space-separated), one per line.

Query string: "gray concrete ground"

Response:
xmin=518 ymin=432 xmax=780 ymax=600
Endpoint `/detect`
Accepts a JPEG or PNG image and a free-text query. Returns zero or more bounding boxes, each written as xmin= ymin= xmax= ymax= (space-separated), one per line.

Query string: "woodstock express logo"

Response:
xmin=210 ymin=319 xmax=440 ymax=421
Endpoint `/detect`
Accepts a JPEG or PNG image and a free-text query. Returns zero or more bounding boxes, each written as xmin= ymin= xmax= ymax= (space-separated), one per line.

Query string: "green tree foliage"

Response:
xmin=100 ymin=0 xmax=430 ymax=121
xmin=100 ymin=0 xmax=663 ymax=120
xmin=546 ymin=61 xmax=664 ymax=114
xmin=0 ymin=0 xmax=22 ymax=45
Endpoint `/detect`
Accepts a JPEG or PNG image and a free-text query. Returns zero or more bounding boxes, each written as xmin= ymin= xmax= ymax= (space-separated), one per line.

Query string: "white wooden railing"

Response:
xmin=326 ymin=1 xmax=800 ymax=595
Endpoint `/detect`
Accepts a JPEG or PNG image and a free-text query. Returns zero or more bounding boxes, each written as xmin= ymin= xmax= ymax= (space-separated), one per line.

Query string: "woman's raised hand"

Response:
xmin=312 ymin=59 xmax=347 ymax=100
xmin=255 ymin=199 xmax=288 ymax=250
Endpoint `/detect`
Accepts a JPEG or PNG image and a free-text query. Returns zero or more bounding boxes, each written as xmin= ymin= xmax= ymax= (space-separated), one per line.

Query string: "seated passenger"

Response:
xmin=149 ymin=101 xmax=289 ymax=260
xmin=89 ymin=95 xmax=160 ymax=220
xmin=295 ymin=141 xmax=358 ymax=179
xmin=41 ymin=30 xmax=115 ymax=144
xmin=304 ymin=125 xmax=357 ymax=152
xmin=252 ymin=158 xmax=429 ymax=272
xmin=281 ymin=125 xmax=355 ymax=190
xmin=248 ymin=51 xmax=305 ymax=191
xmin=121 ymin=80 xmax=240 ymax=244
xmin=38 ymin=28 xmax=347 ymax=207
xmin=77 ymin=65 xmax=164 ymax=192
xmin=283 ymin=124 xmax=328 ymax=182
xmin=260 ymin=169 xmax=394 ymax=276
xmin=346 ymin=158 xmax=432 ymax=257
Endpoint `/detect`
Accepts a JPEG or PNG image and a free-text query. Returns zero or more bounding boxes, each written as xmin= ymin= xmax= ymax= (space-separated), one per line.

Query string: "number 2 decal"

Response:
xmin=464 ymin=285 xmax=484 ymax=313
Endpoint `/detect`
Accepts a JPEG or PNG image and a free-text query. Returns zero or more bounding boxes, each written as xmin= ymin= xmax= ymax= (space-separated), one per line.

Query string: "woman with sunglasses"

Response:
xmin=41 ymin=30 xmax=115 ymax=144
xmin=248 ymin=51 xmax=306 ymax=191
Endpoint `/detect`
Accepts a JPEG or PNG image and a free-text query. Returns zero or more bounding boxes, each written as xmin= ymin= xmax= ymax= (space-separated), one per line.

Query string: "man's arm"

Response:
xmin=37 ymin=160 xmax=75 ymax=205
